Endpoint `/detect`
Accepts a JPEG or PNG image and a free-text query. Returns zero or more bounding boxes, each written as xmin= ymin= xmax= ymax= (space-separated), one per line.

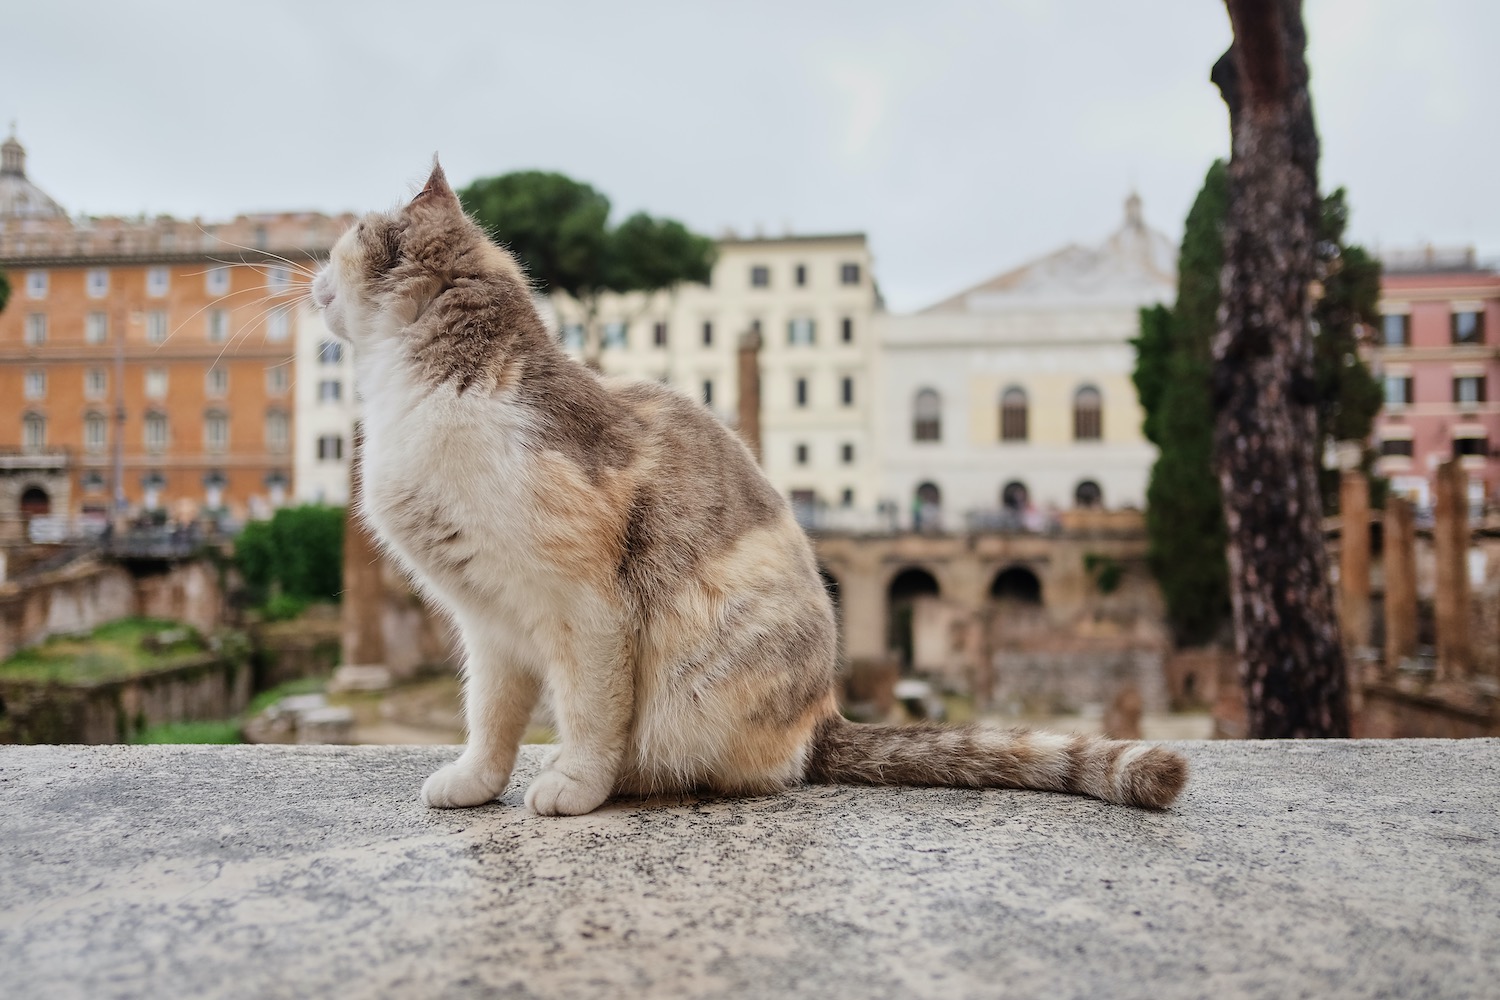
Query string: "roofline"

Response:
xmin=716 ymin=232 xmax=867 ymax=248
xmin=0 ymin=248 xmax=332 ymax=268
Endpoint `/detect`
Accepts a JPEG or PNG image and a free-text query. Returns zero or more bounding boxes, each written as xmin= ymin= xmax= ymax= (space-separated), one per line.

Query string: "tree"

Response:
xmin=460 ymin=171 xmax=715 ymax=366
xmin=1133 ymin=162 xmax=1232 ymax=647
xmin=235 ymin=505 xmax=345 ymax=611
xmin=1212 ymin=0 xmax=1349 ymax=737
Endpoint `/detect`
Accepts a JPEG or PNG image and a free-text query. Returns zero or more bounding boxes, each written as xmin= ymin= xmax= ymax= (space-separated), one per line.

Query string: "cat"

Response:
xmin=311 ymin=162 xmax=1189 ymax=816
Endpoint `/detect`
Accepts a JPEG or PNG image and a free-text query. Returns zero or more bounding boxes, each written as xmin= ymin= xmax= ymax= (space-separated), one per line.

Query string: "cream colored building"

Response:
xmin=293 ymin=305 xmax=356 ymax=505
xmin=876 ymin=195 xmax=1174 ymax=529
xmin=553 ymin=233 xmax=882 ymax=521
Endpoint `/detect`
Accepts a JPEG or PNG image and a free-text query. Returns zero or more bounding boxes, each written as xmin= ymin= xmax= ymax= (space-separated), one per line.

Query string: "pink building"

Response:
xmin=1371 ymin=247 xmax=1500 ymax=509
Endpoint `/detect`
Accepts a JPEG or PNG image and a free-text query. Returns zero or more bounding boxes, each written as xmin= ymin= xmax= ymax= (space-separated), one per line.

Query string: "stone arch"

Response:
xmin=1075 ymin=480 xmax=1103 ymax=508
xmin=19 ymin=485 xmax=50 ymax=517
xmin=887 ymin=565 xmax=941 ymax=669
xmin=1002 ymin=481 xmax=1029 ymax=512
xmin=990 ymin=564 xmax=1043 ymax=604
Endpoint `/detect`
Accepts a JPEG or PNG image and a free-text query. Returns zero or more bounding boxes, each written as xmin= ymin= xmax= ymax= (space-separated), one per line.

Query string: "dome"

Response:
xmin=0 ymin=127 xmax=67 ymax=220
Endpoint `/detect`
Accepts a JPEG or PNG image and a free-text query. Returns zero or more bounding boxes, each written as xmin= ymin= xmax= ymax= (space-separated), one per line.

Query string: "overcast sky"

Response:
xmin=6 ymin=1 xmax=1496 ymax=311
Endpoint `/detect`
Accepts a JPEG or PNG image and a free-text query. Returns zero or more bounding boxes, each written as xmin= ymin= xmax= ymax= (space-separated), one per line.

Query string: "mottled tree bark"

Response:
xmin=1212 ymin=0 xmax=1350 ymax=737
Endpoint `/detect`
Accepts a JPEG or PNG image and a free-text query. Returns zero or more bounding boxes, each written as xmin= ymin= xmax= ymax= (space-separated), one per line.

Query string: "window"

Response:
xmin=841 ymin=443 xmax=854 ymax=464
xmin=795 ymin=377 xmax=809 ymax=407
xmin=561 ymin=323 xmax=585 ymax=350
xmin=265 ymin=307 xmax=290 ymax=342
xmin=319 ymin=379 xmax=343 ymax=403
xmin=841 ymin=376 xmax=854 ymax=406
xmin=147 ymin=267 xmax=169 ymax=297
xmin=1380 ymin=439 xmax=1414 ymax=458
xmin=653 ymin=322 xmax=668 ymax=348
xmin=913 ymin=388 xmax=941 ymax=442
xmin=146 ymin=310 xmax=169 ymax=344
xmin=795 ymin=443 xmax=809 ymax=465
xmin=795 ymin=264 xmax=807 ymax=287
xmin=207 ymin=367 xmax=229 ymax=397
xmin=788 ymin=318 xmax=815 ymax=346
xmin=22 ymin=413 xmax=45 ymax=452
xmin=206 ymin=267 xmax=230 ymax=295
xmin=750 ymin=265 xmax=770 ymax=288
xmin=1455 ymin=435 xmax=1489 ymax=457
xmin=602 ymin=322 xmax=628 ymax=348
xmin=25 ymin=313 xmax=46 ymax=345
xmin=1075 ymin=480 xmax=1103 ymax=508
xmin=86 ymin=269 xmax=109 ymax=298
xmin=205 ymin=411 xmax=229 ymax=453
xmin=145 ymin=368 xmax=168 ymax=400
xmin=1380 ymin=314 xmax=1409 ymax=347
xmin=1454 ymin=376 xmax=1487 ymax=405
xmin=144 ymin=412 xmax=169 ymax=452
xmin=318 ymin=340 xmax=344 ymax=364
xmin=702 ymin=380 xmax=713 ymax=406
xmin=318 ymin=434 xmax=344 ymax=461
xmin=841 ymin=488 xmax=854 ymax=507
xmin=81 ymin=471 xmax=105 ymax=494
xmin=207 ymin=309 xmax=229 ymax=342
xmin=702 ymin=320 xmax=713 ymax=347
xmin=254 ymin=226 xmax=268 ymax=249
xmin=841 ymin=317 xmax=853 ymax=344
xmin=1384 ymin=376 xmax=1413 ymax=407
xmin=266 ymin=365 xmax=289 ymax=394
xmin=85 ymin=369 xmax=107 ymax=399
xmin=86 ymin=312 xmax=108 ymax=345
xmin=24 ymin=370 xmax=45 ymax=400
xmin=84 ymin=412 xmax=108 ymax=453
xmin=266 ymin=266 xmax=291 ymax=291
xmin=265 ymin=410 xmax=289 ymax=452
xmin=1001 ymin=387 xmax=1029 ymax=442
xmin=840 ymin=262 xmax=861 ymax=285
xmin=1073 ymin=386 xmax=1102 ymax=441
xmin=26 ymin=270 xmax=48 ymax=298
xmin=1452 ymin=310 xmax=1484 ymax=345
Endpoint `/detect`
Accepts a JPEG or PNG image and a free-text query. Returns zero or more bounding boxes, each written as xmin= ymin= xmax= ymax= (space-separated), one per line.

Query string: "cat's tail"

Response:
xmin=803 ymin=716 xmax=1188 ymax=809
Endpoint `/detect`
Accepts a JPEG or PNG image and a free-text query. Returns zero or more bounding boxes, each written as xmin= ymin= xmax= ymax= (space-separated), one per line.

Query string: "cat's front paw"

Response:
xmin=523 ymin=768 xmax=611 ymax=817
xmin=421 ymin=761 xmax=506 ymax=809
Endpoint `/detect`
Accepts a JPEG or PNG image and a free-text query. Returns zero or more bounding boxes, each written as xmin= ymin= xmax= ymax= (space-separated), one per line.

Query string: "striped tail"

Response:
xmin=804 ymin=716 xmax=1188 ymax=810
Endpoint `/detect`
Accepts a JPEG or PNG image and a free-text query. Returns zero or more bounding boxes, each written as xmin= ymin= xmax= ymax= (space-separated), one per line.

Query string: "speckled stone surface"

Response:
xmin=1 ymin=741 xmax=1497 ymax=999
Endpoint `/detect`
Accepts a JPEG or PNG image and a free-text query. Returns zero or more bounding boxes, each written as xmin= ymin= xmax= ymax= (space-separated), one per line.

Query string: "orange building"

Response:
xmin=0 ymin=130 xmax=351 ymax=523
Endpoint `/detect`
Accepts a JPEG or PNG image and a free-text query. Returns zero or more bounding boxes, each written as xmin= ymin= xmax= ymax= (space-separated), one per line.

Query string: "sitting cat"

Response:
xmin=311 ymin=162 xmax=1188 ymax=816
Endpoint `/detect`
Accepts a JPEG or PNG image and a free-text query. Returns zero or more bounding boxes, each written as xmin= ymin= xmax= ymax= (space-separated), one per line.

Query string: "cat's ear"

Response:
xmin=411 ymin=158 xmax=460 ymax=211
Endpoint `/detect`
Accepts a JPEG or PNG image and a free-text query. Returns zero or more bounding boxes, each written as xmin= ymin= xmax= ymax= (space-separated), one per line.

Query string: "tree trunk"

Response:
xmin=1212 ymin=0 xmax=1350 ymax=738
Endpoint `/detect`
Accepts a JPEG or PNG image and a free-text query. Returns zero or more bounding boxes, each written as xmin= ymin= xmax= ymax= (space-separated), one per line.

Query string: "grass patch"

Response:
xmin=0 ymin=617 xmax=209 ymax=684
xmin=130 ymin=720 xmax=243 ymax=745
xmin=246 ymin=676 xmax=328 ymax=717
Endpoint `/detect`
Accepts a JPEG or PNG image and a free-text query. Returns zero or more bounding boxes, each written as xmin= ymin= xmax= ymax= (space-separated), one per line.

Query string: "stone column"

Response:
xmin=1433 ymin=460 xmax=1472 ymax=681
xmin=1338 ymin=471 xmax=1372 ymax=653
xmin=341 ymin=424 xmax=387 ymax=668
xmin=1383 ymin=496 xmax=1418 ymax=675
xmin=736 ymin=331 xmax=762 ymax=463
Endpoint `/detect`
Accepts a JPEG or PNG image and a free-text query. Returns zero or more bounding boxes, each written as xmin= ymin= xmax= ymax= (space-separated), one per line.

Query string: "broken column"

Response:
xmin=1338 ymin=470 xmax=1372 ymax=654
xmin=736 ymin=330 xmax=762 ymax=463
xmin=1432 ymin=459 xmax=1472 ymax=681
xmin=1383 ymin=496 xmax=1418 ymax=674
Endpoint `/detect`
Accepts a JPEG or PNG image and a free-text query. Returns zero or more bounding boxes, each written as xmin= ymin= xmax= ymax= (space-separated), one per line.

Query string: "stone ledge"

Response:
xmin=1 ymin=740 xmax=1497 ymax=999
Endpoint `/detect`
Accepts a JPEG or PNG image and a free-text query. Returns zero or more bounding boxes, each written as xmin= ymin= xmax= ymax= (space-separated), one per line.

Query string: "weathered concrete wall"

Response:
xmin=254 ymin=614 xmax=342 ymax=690
xmin=0 ymin=654 xmax=250 ymax=744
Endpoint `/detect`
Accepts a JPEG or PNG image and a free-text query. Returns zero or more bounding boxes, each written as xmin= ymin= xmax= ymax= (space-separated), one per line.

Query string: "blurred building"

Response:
xmin=553 ymin=233 xmax=882 ymax=521
xmin=875 ymin=194 xmax=1173 ymax=530
xmin=0 ymin=129 xmax=352 ymax=524
xmin=294 ymin=306 xmax=355 ymax=505
xmin=1371 ymin=246 xmax=1500 ymax=509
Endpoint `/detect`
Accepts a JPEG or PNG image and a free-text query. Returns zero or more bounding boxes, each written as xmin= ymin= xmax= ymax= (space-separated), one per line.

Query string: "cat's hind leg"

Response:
xmin=422 ymin=655 xmax=542 ymax=808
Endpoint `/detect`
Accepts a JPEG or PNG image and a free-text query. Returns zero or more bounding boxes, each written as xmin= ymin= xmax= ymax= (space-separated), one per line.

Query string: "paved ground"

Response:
xmin=1 ymin=740 xmax=1497 ymax=999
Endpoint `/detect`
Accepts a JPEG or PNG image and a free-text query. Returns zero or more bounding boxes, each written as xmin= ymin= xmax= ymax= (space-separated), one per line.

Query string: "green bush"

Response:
xmin=236 ymin=505 xmax=345 ymax=607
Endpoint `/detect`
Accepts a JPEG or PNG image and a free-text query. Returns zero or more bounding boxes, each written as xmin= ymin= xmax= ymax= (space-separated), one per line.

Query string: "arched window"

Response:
xmin=913 ymin=389 xmax=941 ymax=442
xmin=1074 ymin=385 xmax=1102 ymax=441
xmin=914 ymin=482 xmax=942 ymax=531
xmin=1000 ymin=387 xmax=1028 ymax=442
xmin=19 ymin=486 xmax=50 ymax=516
xmin=22 ymin=412 xmax=45 ymax=453
xmin=1075 ymin=480 xmax=1103 ymax=508
xmin=1002 ymin=481 xmax=1029 ymax=512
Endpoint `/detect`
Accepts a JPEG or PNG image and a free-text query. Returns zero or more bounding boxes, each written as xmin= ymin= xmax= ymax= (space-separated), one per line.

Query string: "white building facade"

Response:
xmin=293 ymin=305 xmax=357 ymax=505
xmin=876 ymin=196 xmax=1174 ymax=530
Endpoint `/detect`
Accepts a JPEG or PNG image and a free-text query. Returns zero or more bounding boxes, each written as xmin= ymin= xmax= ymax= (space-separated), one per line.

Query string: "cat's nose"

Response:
xmin=312 ymin=277 xmax=334 ymax=309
